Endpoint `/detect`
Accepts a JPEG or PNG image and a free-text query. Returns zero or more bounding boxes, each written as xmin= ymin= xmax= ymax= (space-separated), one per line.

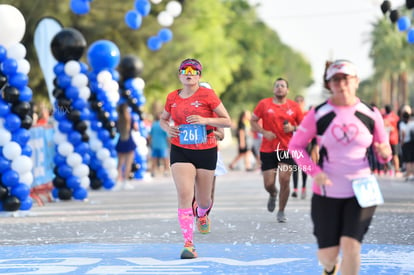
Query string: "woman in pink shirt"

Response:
xmin=288 ymin=60 xmax=392 ymax=275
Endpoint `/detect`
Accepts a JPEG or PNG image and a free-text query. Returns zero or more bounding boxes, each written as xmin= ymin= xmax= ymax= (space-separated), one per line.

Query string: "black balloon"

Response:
xmin=380 ymin=0 xmax=391 ymax=14
xmin=407 ymin=0 xmax=414 ymax=9
xmin=3 ymin=196 xmax=21 ymax=211
xmin=53 ymin=175 xmax=66 ymax=188
xmin=390 ymin=9 xmax=399 ymax=23
xmin=0 ymin=72 xmax=7 ymax=90
xmin=20 ymin=115 xmax=33 ymax=129
xmin=67 ymin=109 xmax=81 ymax=122
xmin=53 ymin=87 xmax=65 ymax=98
xmin=12 ymin=101 xmax=31 ymax=118
xmin=0 ymin=184 xmax=8 ymax=201
xmin=90 ymin=177 xmax=102 ymax=190
xmin=2 ymin=85 xmax=20 ymax=103
xmin=81 ymin=133 xmax=90 ymax=142
xmin=74 ymin=121 xmax=88 ymax=132
xmin=57 ymin=98 xmax=72 ymax=109
xmin=118 ymin=55 xmax=144 ymax=80
xmin=51 ymin=28 xmax=87 ymax=62
xmin=58 ymin=187 xmax=72 ymax=200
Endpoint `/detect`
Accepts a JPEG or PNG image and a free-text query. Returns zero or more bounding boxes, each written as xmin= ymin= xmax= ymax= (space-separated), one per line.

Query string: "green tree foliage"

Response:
xmin=0 ymin=0 xmax=312 ymax=117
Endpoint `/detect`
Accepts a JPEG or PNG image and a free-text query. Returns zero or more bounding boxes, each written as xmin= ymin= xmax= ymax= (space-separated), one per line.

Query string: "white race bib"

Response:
xmin=352 ymin=175 xmax=384 ymax=208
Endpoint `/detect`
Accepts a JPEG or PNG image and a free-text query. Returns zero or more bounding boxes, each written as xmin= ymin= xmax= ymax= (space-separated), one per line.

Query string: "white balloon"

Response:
xmin=64 ymin=61 xmax=81 ymax=76
xmin=3 ymin=141 xmax=22 ymax=160
xmin=108 ymin=168 xmax=118 ymax=180
xmin=71 ymin=73 xmax=88 ymax=88
xmin=0 ymin=5 xmax=26 ymax=48
xmin=97 ymin=70 xmax=112 ymax=84
xmin=66 ymin=153 xmax=83 ymax=167
xmin=166 ymin=1 xmax=182 ymax=17
xmin=20 ymin=171 xmax=34 ymax=185
xmin=0 ymin=128 xmax=12 ymax=146
xmin=11 ymin=155 xmax=33 ymax=174
xmin=78 ymin=86 xmax=91 ymax=100
xmin=53 ymin=131 xmax=67 ymax=144
xmin=80 ymin=176 xmax=90 ymax=189
xmin=73 ymin=164 xmax=89 ymax=178
xmin=150 ymin=0 xmax=162 ymax=4
xmin=97 ymin=148 xmax=110 ymax=160
xmin=6 ymin=43 xmax=26 ymax=59
xmin=132 ymin=77 xmax=145 ymax=90
xmin=90 ymin=139 xmax=103 ymax=151
xmin=103 ymin=158 xmax=117 ymax=170
xmin=57 ymin=142 xmax=74 ymax=156
xmin=157 ymin=11 xmax=174 ymax=27
xmin=17 ymin=59 xmax=30 ymax=74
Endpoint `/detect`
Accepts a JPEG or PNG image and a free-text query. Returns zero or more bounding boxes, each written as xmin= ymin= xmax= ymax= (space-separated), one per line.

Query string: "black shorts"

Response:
xmin=390 ymin=144 xmax=398 ymax=156
xmin=311 ymin=194 xmax=376 ymax=249
xmin=170 ymin=144 xmax=217 ymax=170
xmin=260 ymin=150 xmax=294 ymax=171
xmin=402 ymin=142 xmax=414 ymax=162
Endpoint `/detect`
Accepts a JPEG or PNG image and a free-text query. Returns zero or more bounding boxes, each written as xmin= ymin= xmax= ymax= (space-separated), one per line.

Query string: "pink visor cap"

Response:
xmin=325 ymin=60 xmax=357 ymax=81
xmin=179 ymin=58 xmax=202 ymax=72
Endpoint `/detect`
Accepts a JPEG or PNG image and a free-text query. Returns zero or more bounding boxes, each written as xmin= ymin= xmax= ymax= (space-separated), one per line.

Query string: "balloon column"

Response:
xmin=86 ymin=40 xmax=120 ymax=189
xmin=118 ymin=55 xmax=148 ymax=179
xmin=0 ymin=4 xmax=34 ymax=212
xmin=50 ymin=28 xmax=90 ymax=201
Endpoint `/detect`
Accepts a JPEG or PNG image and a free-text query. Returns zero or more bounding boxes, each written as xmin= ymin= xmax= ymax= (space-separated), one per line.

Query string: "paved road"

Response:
xmin=0 ymin=144 xmax=413 ymax=274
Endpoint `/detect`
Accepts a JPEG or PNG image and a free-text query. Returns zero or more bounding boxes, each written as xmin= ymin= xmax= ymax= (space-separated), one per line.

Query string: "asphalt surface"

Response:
xmin=0 ymin=144 xmax=413 ymax=274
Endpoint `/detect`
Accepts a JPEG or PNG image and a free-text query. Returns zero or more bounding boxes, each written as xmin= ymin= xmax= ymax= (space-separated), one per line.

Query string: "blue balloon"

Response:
xmin=125 ymin=10 xmax=143 ymax=30
xmin=0 ymin=46 xmax=7 ymax=62
xmin=58 ymin=119 xmax=73 ymax=133
xmin=73 ymin=98 xmax=87 ymax=109
xmin=1 ymin=169 xmax=19 ymax=187
xmin=68 ymin=131 xmax=82 ymax=145
xmin=5 ymin=113 xmax=21 ymax=132
xmin=397 ymin=16 xmax=411 ymax=32
xmin=57 ymin=164 xmax=72 ymax=179
xmin=53 ymin=62 xmax=65 ymax=75
xmin=65 ymin=86 xmax=80 ymax=100
xmin=19 ymin=197 xmax=33 ymax=210
xmin=158 ymin=28 xmax=173 ymax=43
xmin=1 ymin=58 xmax=18 ymax=76
xmin=11 ymin=183 xmax=30 ymax=200
xmin=135 ymin=0 xmax=151 ymax=16
xmin=9 ymin=73 xmax=28 ymax=89
xmin=66 ymin=176 xmax=81 ymax=189
xmin=21 ymin=144 xmax=32 ymax=157
xmin=54 ymin=153 xmax=67 ymax=165
xmin=51 ymin=188 xmax=59 ymax=199
xmin=147 ymin=36 xmax=162 ymax=51
xmin=73 ymin=187 xmax=88 ymax=200
xmin=87 ymin=40 xmax=121 ymax=71
xmin=0 ymin=99 xmax=10 ymax=117
xmin=70 ymin=0 xmax=90 ymax=15
xmin=18 ymin=86 xmax=33 ymax=102
xmin=57 ymin=74 xmax=72 ymax=89
xmin=103 ymin=178 xmax=115 ymax=189
xmin=0 ymin=155 xmax=11 ymax=173
xmin=12 ymin=128 xmax=30 ymax=146
xmin=408 ymin=28 xmax=414 ymax=43
xmin=75 ymin=142 xmax=89 ymax=155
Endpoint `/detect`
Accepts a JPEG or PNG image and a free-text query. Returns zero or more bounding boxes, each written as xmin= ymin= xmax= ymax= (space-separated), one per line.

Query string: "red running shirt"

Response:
xmin=164 ymin=86 xmax=221 ymax=150
xmin=253 ymin=98 xmax=303 ymax=152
